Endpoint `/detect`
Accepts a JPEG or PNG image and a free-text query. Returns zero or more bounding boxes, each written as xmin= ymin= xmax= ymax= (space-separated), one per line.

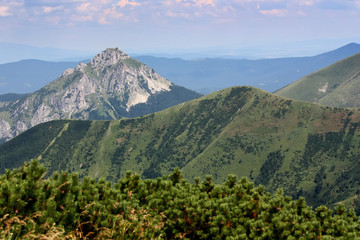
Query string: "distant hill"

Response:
xmin=135 ymin=43 xmax=360 ymax=94
xmin=275 ymin=53 xmax=360 ymax=108
xmin=0 ymin=93 xmax=29 ymax=102
xmin=0 ymin=59 xmax=84 ymax=95
xmin=1 ymin=43 xmax=360 ymax=96
xmin=0 ymin=42 xmax=94 ymax=64
xmin=0 ymin=48 xmax=201 ymax=142
xmin=2 ymin=86 xmax=360 ymax=207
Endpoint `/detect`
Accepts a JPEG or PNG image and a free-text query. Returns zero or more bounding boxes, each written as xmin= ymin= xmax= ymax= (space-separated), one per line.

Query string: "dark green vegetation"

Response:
xmin=275 ymin=53 xmax=360 ymax=108
xmin=2 ymin=86 xmax=360 ymax=209
xmin=136 ymin=43 xmax=360 ymax=94
xmin=1 ymin=160 xmax=360 ymax=239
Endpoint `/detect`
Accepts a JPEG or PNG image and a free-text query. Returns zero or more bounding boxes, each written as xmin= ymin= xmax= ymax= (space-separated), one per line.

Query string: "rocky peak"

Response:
xmin=90 ymin=48 xmax=129 ymax=68
xmin=0 ymin=47 xmax=201 ymax=144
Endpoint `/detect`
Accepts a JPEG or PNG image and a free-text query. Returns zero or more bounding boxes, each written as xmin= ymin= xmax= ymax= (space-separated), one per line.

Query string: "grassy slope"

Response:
xmin=1 ymin=86 xmax=360 ymax=207
xmin=275 ymin=53 xmax=360 ymax=108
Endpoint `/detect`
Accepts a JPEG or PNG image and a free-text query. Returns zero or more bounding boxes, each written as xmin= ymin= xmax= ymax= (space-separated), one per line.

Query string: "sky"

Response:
xmin=0 ymin=0 xmax=360 ymax=58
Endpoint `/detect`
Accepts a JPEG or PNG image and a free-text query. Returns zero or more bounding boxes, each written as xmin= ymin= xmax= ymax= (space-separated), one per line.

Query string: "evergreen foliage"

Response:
xmin=1 ymin=160 xmax=360 ymax=239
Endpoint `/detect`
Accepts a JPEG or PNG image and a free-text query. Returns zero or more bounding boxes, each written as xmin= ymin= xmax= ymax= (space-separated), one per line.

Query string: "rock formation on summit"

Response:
xmin=0 ymin=48 xmax=201 ymax=143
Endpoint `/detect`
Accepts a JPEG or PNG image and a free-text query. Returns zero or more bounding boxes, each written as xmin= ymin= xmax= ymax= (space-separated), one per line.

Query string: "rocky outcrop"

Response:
xmin=0 ymin=48 xmax=201 ymax=143
xmin=0 ymin=118 xmax=12 ymax=142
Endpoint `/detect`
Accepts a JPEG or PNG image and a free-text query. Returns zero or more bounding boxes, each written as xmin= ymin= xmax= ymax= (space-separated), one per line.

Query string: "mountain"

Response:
xmin=0 ymin=48 xmax=201 ymax=143
xmin=0 ymin=93 xmax=29 ymax=102
xmin=1 ymin=86 xmax=360 ymax=207
xmin=0 ymin=59 xmax=84 ymax=95
xmin=0 ymin=42 xmax=94 ymax=64
xmin=135 ymin=43 xmax=360 ymax=94
xmin=2 ymin=43 xmax=359 ymax=96
xmin=275 ymin=53 xmax=360 ymax=108
xmin=0 ymin=93 xmax=29 ymax=113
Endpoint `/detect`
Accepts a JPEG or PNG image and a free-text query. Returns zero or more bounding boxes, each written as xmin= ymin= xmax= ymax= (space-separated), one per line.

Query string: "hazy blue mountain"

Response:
xmin=0 ymin=42 xmax=94 ymax=64
xmin=0 ymin=59 xmax=85 ymax=95
xmin=135 ymin=43 xmax=360 ymax=94
xmin=2 ymin=43 xmax=359 ymax=95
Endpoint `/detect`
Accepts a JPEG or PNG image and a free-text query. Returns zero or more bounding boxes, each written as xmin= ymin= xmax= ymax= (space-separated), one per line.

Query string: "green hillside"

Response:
xmin=275 ymin=53 xmax=360 ymax=108
xmin=1 ymin=86 xmax=360 ymax=207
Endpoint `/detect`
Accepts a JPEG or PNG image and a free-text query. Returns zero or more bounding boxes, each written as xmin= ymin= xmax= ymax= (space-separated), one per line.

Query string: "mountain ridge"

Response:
xmin=0 ymin=42 xmax=94 ymax=64
xmin=0 ymin=59 xmax=84 ymax=95
xmin=275 ymin=52 xmax=360 ymax=108
xmin=135 ymin=43 xmax=360 ymax=94
xmin=1 ymin=43 xmax=359 ymax=96
xmin=0 ymin=48 xmax=201 ymax=142
xmin=2 ymin=86 xmax=360 ymax=207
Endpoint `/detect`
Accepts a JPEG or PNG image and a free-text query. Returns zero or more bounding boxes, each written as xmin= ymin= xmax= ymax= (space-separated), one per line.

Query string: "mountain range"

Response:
xmin=0 ymin=42 xmax=94 ymax=64
xmin=1 ymin=43 xmax=360 ymax=96
xmin=1 ymin=86 xmax=360 ymax=207
xmin=0 ymin=59 xmax=84 ymax=95
xmin=135 ymin=43 xmax=360 ymax=94
xmin=0 ymin=48 xmax=201 ymax=143
xmin=275 ymin=53 xmax=360 ymax=108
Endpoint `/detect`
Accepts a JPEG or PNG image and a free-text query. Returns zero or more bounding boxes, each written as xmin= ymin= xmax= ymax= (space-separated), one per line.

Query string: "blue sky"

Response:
xmin=0 ymin=0 xmax=360 ymax=57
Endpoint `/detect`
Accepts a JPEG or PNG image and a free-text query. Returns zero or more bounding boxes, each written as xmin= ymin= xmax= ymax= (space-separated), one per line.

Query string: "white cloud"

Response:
xmin=0 ymin=5 xmax=12 ymax=16
xmin=233 ymin=0 xmax=283 ymax=3
xmin=165 ymin=10 xmax=190 ymax=18
xmin=193 ymin=0 xmax=216 ymax=7
xmin=42 ymin=5 xmax=64 ymax=14
xmin=166 ymin=0 xmax=216 ymax=7
xmin=76 ymin=2 xmax=100 ymax=12
xmin=116 ymin=0 xmax=141 ymax=8
xmin=354 ymin=0 xmax=360 ymax=8
xmin=100 ymin=5 xmax=124 ymax=23
xmin=259 ymin=8 xmax=288 ymax=16
xmin=297 ymin=0 xmax=322 ymax=6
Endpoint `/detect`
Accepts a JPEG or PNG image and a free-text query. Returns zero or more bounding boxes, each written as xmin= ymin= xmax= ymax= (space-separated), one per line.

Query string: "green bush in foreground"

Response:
xmin=0 ymin=160 xmax=359 ymax=239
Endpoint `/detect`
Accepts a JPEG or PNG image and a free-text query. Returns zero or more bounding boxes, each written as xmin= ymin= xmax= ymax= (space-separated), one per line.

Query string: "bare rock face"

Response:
xmin=0 ymin=48 xmax=200 ymax=142
xmin=0 ymin=118 xmax=12 ymax=141
xmin=90 ymin=48 xmax=129 ymax=69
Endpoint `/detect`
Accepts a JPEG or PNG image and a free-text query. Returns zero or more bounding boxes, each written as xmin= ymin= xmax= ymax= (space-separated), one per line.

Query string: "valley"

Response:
xmin=2 ymin=86 xmax=360 ymax=209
